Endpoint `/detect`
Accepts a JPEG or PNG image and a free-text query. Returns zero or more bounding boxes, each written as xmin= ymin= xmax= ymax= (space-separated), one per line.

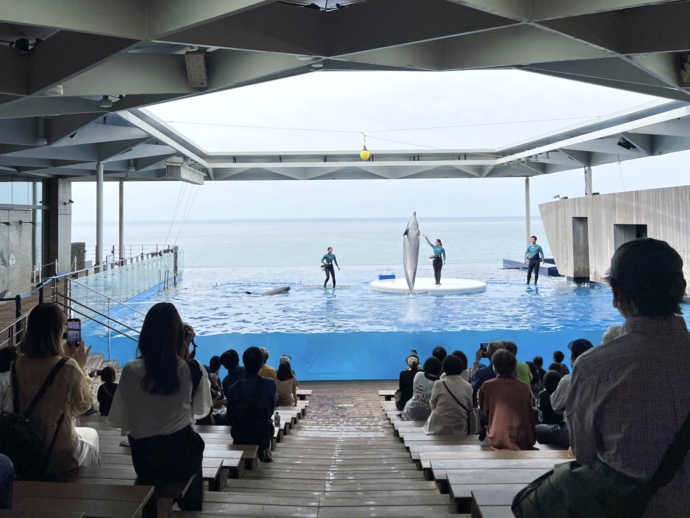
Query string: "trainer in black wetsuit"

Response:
xmin=524 ymin=235 xmax=545 ymax=285
xmin=423 ymin=235 xmax=446 ymax=285
xmin=321 ymin=247 xmax=340 ymax=288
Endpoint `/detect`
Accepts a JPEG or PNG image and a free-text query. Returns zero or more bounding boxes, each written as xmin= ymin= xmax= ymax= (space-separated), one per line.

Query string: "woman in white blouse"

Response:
xmin=108 ymin=302 xmax=211 ymax=511
xmin=424 ymin=355 xmax=473 ymax=435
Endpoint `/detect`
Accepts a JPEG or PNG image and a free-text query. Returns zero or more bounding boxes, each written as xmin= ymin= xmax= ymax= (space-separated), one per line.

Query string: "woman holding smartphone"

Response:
xmin=2 ymin=303 xmax=100 ymax=476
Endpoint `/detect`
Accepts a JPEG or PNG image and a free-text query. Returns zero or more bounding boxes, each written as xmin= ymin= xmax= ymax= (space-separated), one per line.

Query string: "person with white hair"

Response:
xmin=601 ymin=325 xmax=622 ymax=344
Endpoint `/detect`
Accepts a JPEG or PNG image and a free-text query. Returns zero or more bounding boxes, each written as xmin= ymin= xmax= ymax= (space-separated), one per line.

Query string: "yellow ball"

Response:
xmin=360 ymin=148 xmax=371 ymax=160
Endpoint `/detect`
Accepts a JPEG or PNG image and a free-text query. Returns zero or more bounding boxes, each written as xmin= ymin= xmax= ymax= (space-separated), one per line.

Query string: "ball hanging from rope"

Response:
xmin=360 ymin=147 xmax=370 ymax=160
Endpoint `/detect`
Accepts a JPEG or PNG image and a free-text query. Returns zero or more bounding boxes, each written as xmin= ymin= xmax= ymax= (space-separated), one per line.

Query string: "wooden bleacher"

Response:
xmin=380 ymin=392 xmax=569 ymax=514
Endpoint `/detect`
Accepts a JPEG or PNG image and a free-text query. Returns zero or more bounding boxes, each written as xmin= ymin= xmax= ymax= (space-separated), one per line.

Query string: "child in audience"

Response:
xmin=96 ymin=366 xmax=118 ymax=416
xmin=478 ymin=349 xmax=536 ymax=450
xmin=536 ymin=370 xmax=562 ymax=424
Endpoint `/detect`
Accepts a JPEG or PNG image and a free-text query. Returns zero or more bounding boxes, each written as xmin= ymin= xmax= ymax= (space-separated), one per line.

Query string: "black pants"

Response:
xmin=129 ymin=425 xmax=205 ymax=511
xmin=324 ymin=264 xmax=335 ymax=287
xmin=432 ymin=256 xmax=443 ymax=284
xmin=527 ymin=257 xmax=540 ymax=284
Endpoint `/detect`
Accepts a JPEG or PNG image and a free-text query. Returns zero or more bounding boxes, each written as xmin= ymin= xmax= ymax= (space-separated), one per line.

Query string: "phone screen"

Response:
xmin=67 ymin=319 xmax=81 ymax=346
xmin=480 ymin=342 xmax=489 ymax=351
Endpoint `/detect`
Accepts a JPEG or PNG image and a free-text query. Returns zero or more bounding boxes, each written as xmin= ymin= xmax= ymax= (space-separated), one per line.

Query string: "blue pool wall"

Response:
xmin=95 ymin=329 xmax=606 ymax=381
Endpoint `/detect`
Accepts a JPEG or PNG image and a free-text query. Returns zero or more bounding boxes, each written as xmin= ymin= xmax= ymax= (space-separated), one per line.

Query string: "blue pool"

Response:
xmin=82 ymin=262 xmax=659 ymax=381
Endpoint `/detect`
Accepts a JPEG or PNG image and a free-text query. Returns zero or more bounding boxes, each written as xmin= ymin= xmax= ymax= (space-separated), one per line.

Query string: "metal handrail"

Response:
xmin=0 ymin=245 xmax=180 ymax=351
xmin=66 ymin=276 xmax=147 ymax=319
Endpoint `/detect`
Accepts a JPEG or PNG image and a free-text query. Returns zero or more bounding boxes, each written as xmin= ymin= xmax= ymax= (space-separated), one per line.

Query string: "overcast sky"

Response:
xmin=72 ymin=69 xmax=690 ymax=222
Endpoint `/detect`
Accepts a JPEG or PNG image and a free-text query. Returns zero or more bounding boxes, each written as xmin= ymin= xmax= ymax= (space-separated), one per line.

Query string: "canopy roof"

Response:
xmin=1 ymin=0 xmax=690 ymax=183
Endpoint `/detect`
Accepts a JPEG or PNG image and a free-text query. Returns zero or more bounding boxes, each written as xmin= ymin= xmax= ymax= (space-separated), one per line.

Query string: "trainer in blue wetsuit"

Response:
xmin=423 ymin=235 xmax=446 ymax=285
xmin=321 ymin=247 xmax=340 ymax=288
xmin=524 ymin=235 xmax=545 ymax=285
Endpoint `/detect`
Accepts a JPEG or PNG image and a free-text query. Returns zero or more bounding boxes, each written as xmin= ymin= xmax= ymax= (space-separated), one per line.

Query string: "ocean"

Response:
xmin=72 ymin=217 xmax=630 ymax=380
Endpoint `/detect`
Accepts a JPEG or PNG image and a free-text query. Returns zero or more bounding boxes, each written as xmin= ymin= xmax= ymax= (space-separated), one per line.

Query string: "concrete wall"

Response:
xmin=43 ymin=179 xmax=72 ymax=276
xmin=0 ymin=208 xmax=35 ymax=298
xmin=540 ymin=185 xmax=690 ymax=284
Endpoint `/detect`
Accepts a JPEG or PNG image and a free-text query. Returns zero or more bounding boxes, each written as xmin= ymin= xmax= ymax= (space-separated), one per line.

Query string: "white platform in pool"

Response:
xmin=371 ymin=277 xmax=487 ymax=295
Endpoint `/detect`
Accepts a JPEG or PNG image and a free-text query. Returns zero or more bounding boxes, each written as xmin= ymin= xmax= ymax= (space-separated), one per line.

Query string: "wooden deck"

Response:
xmin=175 ymin=380 xmax=460 ymax=517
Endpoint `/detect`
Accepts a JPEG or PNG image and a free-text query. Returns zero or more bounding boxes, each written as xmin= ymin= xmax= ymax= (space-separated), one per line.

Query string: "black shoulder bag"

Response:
xmin=512 ymin=409 xmax=690 ymax=517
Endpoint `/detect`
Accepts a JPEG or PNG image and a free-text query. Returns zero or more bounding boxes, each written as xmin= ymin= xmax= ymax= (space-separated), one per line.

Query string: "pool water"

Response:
xmin=83 ymin=263 xmax=660 ymax=381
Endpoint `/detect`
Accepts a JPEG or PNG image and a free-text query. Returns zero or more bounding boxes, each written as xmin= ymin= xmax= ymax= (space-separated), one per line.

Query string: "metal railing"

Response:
xmin=0 ymin=246 xmax=182 ymax=354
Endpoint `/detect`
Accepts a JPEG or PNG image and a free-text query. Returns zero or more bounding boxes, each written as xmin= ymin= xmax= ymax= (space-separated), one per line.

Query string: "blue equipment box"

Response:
xmin=378 ymin=273 xmax=396 ymax=280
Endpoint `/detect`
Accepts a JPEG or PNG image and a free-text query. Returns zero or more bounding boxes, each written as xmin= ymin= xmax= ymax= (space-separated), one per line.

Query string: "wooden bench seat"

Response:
xmin=12 ymin=481 xmax=154 ymax=518
xmin=378 ymin=389 xmax=396 ymax=401
xmin=471 ymin=489 xmax=519 ymax=518
xmin=296 ymin=388 xmax=311 ymax=400
xmin=426 ymin=458 xmax=565 ymax=488
xmin=448 ymin=469 xmax=550 ymax=513
xmin=419 ymin=449 xmax=572 ymax=470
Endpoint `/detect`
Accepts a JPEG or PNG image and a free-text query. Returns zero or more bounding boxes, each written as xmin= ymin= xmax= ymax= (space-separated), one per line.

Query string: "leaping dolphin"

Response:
xmin=403 ymin=212 xmax=420 ymax=293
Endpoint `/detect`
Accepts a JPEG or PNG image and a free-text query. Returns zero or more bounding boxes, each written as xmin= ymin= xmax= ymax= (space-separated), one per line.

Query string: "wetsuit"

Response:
xmin=525 ymin=243 xmax=544 ymax=284
xmin=321 ymin=253 xmax=339 ymax=288
xmin=425 ymin=237 xmax=446 ymax=285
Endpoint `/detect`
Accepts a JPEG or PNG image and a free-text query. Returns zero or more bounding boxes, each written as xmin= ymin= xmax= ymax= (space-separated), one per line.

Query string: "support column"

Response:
xmin=96 ymin=162 xmax=104 ymax=268
xmin=119 ymin=180 xmax=124 ymax=263
xmin=525 ymin=177 xmax=531 ymax=243
xmin=585 ymin=165 xmax=593 ymax=196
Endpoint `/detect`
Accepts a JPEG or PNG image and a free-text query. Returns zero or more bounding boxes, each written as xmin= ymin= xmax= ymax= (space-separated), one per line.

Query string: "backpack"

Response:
xmin=0 ymin=357 xmax=69 ymax=479
xmin=230 ymin=379 xmax=272 ymax=449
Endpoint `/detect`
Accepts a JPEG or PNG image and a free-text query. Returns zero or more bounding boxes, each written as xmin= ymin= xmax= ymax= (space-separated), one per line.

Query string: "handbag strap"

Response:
xmin=12 ymin=357 xmax=69 ymax=418
xmin=648 ymin=410 xmax=690 ymax=490
xmin=186 ymin=360 xmax=203 ymax=401
xmin=442 ymin=380 xmax=470 ymax=413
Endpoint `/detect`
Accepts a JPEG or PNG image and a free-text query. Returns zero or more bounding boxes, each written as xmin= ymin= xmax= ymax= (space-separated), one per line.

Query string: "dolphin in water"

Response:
xmin=403 ymin=212 xmax=420 ymax=293
xmin=245 ymin=286 xmax=291 ymax=296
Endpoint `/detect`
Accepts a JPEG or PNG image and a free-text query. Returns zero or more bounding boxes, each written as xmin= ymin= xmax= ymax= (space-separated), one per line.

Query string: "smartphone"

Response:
xmin=66 ymin=318 xmax=81 ymax=347
xmin=480 ymin=342 xmax=489 ymax=352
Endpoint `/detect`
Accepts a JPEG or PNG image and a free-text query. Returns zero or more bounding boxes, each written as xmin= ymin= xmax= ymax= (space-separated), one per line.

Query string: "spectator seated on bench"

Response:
xmin=400 ymin=357 xmax=441 ymax=422
xmin=96 ymin=366 xmax=118 ymax=416
xmin=478 ymin=349 xmax=536 ymax=450
xmin=568 ymin=238 xmax=690 ymax=516
xmin=276 ymin=361 xmax=298 ymax=407
xmin=3 ymin=303 xmax=101 ymax=477
xmin=396 ymin=351 xmax=420 ymax=411
xmin=220 ymin=349 xmax=245 ymax=399
xmin=226 ymin=347 xmax=277 ymax=462
xmin=107 ymin=302 xmax=212 ymax=511
xmin=423 ymin=355 xmax=472 ymax=435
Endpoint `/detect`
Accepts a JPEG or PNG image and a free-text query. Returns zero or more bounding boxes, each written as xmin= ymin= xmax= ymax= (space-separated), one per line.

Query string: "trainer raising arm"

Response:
xmin=423 ymin=234 xmax=446 ymax=285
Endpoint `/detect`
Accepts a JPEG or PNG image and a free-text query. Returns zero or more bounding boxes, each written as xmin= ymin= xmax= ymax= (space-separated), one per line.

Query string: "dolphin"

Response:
xmin=245 ymin=286 xmax=291 ymax=296
xmin=402 ymin=212 xmax=420 ymax=293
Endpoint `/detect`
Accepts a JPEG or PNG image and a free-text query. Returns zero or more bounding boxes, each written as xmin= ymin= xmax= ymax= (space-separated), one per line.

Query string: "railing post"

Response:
xmin=14 ymin=295 xmax=22 ymax=344
xmin=38 ymin=284 xmax=44 ymax=304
